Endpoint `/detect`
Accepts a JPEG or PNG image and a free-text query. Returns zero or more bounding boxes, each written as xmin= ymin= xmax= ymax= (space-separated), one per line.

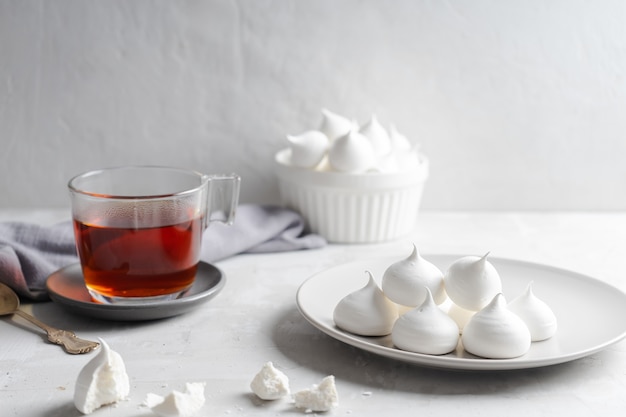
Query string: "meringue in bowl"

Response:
xmin=275 ymin=110 xmax=429 ymax=243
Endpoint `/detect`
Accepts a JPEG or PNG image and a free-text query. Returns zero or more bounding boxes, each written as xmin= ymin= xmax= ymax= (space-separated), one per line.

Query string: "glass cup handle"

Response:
xmin=205 ymin=174 xmax=241 ymax=227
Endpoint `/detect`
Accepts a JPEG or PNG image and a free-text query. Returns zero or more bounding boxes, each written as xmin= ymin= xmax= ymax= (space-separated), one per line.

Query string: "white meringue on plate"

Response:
xmin=462 ymin=293 xmax=531 ymax=359
xmin=392 ymin=288 xmax=459 ymax=355
xmin=508 ymin=281 xmax=557 ymax=342
xmin=333 ymin=271 xmax=399 ymax=336
xmin=382 ymin=245 xmax=446 ymax=307
xmin=444 ymin=253 xmax=502 ymax=312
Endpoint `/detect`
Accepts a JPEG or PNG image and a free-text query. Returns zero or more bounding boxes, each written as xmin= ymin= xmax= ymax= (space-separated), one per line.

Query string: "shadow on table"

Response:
xmin=45 ymin=402 xmax=148 ymax=417
xmin=23 ymin=300 xmax=172 ymax=337
xmin=270 ymin=305 xmax=605 ymax=396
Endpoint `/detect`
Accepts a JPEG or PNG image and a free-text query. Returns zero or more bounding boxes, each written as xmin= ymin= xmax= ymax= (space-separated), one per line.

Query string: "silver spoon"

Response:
xmin=0 ymin=282 xmax=99 ymax=354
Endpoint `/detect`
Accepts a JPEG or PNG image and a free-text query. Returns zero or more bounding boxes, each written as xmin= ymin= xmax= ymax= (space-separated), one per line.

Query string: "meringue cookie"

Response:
xmin=144 ymin=382 xmax=206 ymax=417
xmin=319 ymin=108 xmax=352 ymax=141
xmin=382 ymin=245 xmax=446 ymax=307
xmin=286 ymin=130 xmax=329 ymax=168
xmin=360 ymin=115 xmax=392 ymax=157
xmin=392 ymin=288 xmax=459 ymax=355
xmin=281 ymin=109 xmax=427 ymax=177
xmin=462 ymin=294 xmax=531 ymax=359
xmin=250 ymin=362 xmax=290 ymax=400
xmin=328 ymin=129 xmax=376 ymax=173
xmin=508 ymin=282 xmax=558 ymax=342
xmin=333 ymin=271 xmax=399 ymax=336
xmin=374 ymin=152 xmax=401 ymax=173
xmin=389 ymin=124 xmax=412 ymax=152
xmin=74 ymin=338 xmax=130 ymax=414
xmin=293 ymin=375 xmax=339 ymax=412
xmin=395 ymin=146 xmax=422 ymax=172
xmin=443 ymin=253 xmax=502 ymax=311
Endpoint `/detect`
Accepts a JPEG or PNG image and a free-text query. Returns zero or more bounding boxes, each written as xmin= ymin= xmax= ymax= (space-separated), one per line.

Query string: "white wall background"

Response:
xmin=1 ymin=0 xmax=625 ymax=210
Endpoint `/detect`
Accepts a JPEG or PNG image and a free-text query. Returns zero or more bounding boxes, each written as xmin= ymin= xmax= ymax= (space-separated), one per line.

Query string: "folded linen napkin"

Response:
xmin=0 ymin=204 xmax=326 ymax=300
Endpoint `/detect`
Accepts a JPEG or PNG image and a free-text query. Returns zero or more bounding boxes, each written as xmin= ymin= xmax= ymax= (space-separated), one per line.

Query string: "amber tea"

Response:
xmin=73 ymin=217 xmax=202 ymax=299
xmin=68 ymin=166 xmax=240 ymax=304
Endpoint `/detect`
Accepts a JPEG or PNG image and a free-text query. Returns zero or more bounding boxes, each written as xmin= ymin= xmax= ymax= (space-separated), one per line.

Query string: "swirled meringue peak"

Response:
xmin=374 ymin=152 xmax=401 ymax=173
xmin=389 ymin=123 xmax=412 ymax=152
xmin=320 ymin=108 xmax=352 ymax=141
xmin=360 ymin=115 xmax=392 ymax=157
xmin=462 ymin=293 xmax=531 ymax=359
xmin=382 ymin=245 xmax=446 ymax=307
xmin=286 ymin=130 xmax=329 ymax=168
xmin=373 ymin=125 xmax=421 ymax=173
xmin=328 ymin=129 xmax=376 ymax=173
xmin=443 ymin=253 xmax=502 ymax=311
xmin=508 ymin=282 xmax=557 ymax=342
xmin=333 ymin=271 xmax=399 ymax=336
xmin=392 ymin=288 xmax=460 ymax=355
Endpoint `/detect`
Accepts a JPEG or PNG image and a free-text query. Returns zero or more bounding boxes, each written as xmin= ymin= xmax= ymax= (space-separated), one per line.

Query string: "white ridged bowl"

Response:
xmin=274 ymin=149 xmax=429 ymax=243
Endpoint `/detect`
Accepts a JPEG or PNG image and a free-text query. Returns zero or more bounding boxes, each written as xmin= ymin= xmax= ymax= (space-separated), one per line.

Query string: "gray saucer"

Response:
xmin=46 ymin=262 xmax=225 ymax=321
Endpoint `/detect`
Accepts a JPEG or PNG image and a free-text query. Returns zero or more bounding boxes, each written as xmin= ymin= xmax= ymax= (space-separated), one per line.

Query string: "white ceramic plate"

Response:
xmin=296 ymin=254 xmax=626 ymax=371
xmin=47 ymin=261 xmax=225 ymax=321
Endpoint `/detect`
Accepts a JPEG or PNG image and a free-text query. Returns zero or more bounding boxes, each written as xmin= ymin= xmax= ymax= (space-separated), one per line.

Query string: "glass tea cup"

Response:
xmin=68 ymin=166 xmax=240 ymax=304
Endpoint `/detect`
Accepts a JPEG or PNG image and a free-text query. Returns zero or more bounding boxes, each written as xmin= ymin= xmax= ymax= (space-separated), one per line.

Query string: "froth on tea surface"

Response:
xmin=73 ymin=216 xmax=203 ymax=300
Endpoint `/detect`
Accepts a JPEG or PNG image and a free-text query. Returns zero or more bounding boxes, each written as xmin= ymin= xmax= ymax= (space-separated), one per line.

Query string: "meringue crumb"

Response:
xmin=293 ymin=375 xmax=339 ymax=412
xmin=250 ymin=362 xmax=290 ymax=400
xmin=73 ymin=338 xmax=130 ymax=415
xmin=144 ymin=382 xmax=206 ymax=417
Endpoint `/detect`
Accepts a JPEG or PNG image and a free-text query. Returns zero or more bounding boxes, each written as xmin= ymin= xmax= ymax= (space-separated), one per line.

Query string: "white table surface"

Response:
xmin=2 ymin=210 xmax=626 ymax=417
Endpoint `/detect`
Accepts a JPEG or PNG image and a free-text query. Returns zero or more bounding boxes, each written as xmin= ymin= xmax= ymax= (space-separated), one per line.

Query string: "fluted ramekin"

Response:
xmin=274 ymin=149 xmax=429 ymax=243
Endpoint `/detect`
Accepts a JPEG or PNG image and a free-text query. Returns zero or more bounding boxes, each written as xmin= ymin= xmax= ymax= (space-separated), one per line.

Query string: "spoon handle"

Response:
xmin=13 ymin=310 xmax=100 ymax=354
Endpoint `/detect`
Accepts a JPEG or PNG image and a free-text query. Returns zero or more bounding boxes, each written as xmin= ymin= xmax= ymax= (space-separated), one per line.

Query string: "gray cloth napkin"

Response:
xmin=0 ymin=204 xmax=326 ymax=300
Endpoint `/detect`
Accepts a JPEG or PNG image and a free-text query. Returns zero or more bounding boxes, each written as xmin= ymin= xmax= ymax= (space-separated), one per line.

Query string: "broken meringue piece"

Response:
xmin=73 ymin=338 xmax=130 ymax=415
xmin=144 ymin=382 xmax=206 ymax=417
xmin=250 ymin=361 xmax=290 ymax=400
xmin=293 ymin=375 xmax=339 ymax=412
